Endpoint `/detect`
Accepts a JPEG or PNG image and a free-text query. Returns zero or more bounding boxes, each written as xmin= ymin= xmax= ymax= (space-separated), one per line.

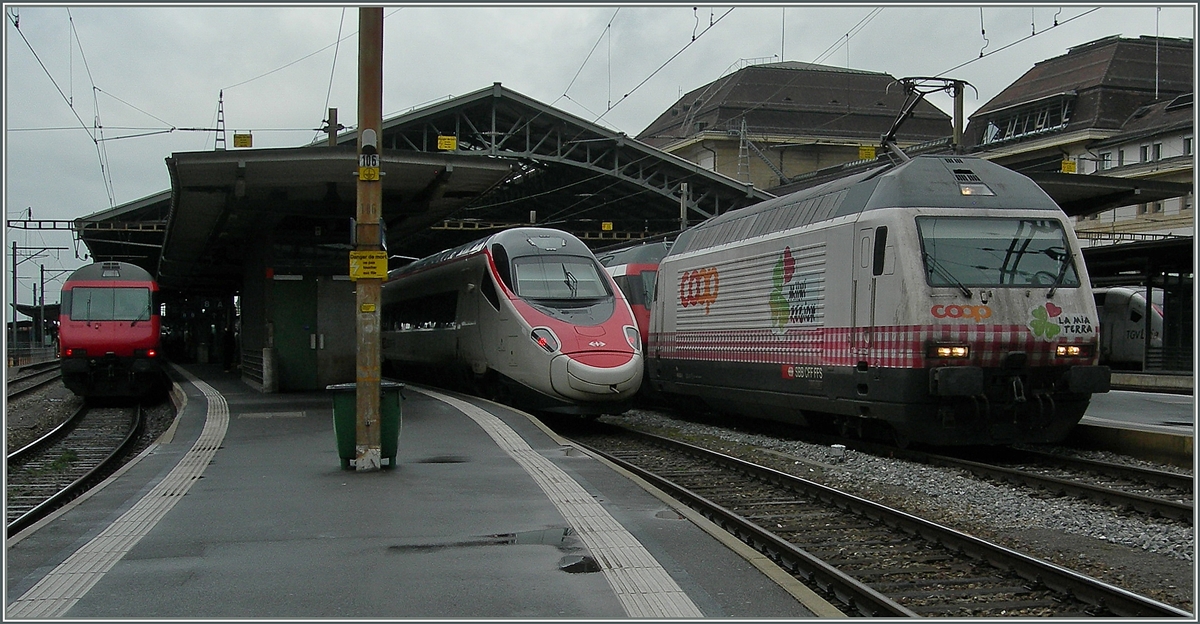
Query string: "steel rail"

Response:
xmin=1008 ymin=447 xmax=1194 ymax=492
xmin=920 ymin=452 xmax=1193 ymax=523
xmin=581 ymin=428 xmax=1192 ymax=618
xmin=8 ymin=404 xmax=88 ymax=464
xmin=7 ymin=405 xmax=145 ymax=537
xmin=7 ymin=368 xmax=62 ymax=401
xmin=574 ymin=437 xmax=914 ymax=617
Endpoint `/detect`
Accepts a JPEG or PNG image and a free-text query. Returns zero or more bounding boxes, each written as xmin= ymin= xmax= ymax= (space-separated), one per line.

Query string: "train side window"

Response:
xmin=480 ymin=274 xmax=500 ymax=311
xmin=872 ymin=226 xmax=888 ymax=276
xmin=1130 ymin=308 xmax=1142 ymax=324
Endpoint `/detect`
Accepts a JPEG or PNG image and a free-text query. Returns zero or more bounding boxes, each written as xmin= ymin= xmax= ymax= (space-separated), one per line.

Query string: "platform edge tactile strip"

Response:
xmin=414 ymin=387 xmax=705 ymax=618
xmin=7 ymin=366 xmax=229 ymax=619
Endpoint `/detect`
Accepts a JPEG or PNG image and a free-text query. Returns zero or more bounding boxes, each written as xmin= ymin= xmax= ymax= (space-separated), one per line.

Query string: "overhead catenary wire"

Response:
xmin=556 ymin=7 xmax=621 ymax=108
xmin=937 ymin=7 xmax=1102 ymax=78
xmin=68 ymin=8 xmax=116 ymax=207
xmin=810 ymin=7 xmax=883 ymax=66
xmin=593 ymin=6 xmax=735 ymax=124
xmin=312 ymin=7 xmax=348 ymax=145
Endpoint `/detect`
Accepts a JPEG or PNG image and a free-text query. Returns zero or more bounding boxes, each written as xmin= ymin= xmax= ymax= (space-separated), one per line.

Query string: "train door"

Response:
xmin=270 ymin=275 xmax=318 ymax=390
xmin=852 ymin=225 xmax=891 ymax=362
xmin=316 ymin=276 xmax=355 ymax=387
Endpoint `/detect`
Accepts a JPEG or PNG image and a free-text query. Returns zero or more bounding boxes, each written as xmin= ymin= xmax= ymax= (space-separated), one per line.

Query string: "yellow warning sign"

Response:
xmin=349 ymin=251 xmax=388 ymax=280
xmin=858 ymin=145 xmax=875 ymax=160
xmin=437 ymin=135 xmax=457 ymax=151
xmin=1060 ymin=160 xmax=1077 ymax=174
xmin=602 ymin=222 xmax=613 ymax=231
xmin=233 ymin=133 xmax=253 ymax=148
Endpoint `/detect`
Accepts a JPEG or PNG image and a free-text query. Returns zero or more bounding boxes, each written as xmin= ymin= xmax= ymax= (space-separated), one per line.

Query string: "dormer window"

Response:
xmin=981 ymin=93 xmax=1075 ymax=145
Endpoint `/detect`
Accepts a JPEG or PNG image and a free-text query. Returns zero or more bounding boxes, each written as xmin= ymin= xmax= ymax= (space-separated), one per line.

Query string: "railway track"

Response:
xmin=638 ymin=406 xmax=1193 ymax=525
xmin=7 ymin=361 xmax=62 ymax=401
xmin=923 ymin=447 xmax=1193 ymax=524
xmin=6 ymin=403 xmax=144 ymax=537
xmin=564 ymin=423 xmax=1191 ymax=618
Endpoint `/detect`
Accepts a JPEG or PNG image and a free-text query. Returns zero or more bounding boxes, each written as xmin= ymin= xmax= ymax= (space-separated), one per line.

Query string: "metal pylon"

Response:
xmin=215 ymin=90 xmax=226 ymax=151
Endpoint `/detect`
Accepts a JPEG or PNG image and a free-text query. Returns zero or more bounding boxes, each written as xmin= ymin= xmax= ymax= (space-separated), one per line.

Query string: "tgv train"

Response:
xmin=58 ymin=261 xmax=164 ymax=398
xmin=646 ymin=155 xmax=1111 ymax=446
xmin=381 ymin=227 xmax=643 ymax=414
xmin=1093 ymin=286 xmax=1163 ymax=369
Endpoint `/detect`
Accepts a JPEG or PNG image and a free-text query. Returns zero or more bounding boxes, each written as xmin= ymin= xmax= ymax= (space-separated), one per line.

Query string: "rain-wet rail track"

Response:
xmin=563 ymin=423 xmax=1190 ymax=618
xmin=639 ymin=406 xmax=1193 ymax=525
xmin=7 ymin=361 xmax=63 ymax=401
xmin=917 ymin=447 xmax=1193 ymax=524
xmin=6 ymin=402 xmax=144 ymax=537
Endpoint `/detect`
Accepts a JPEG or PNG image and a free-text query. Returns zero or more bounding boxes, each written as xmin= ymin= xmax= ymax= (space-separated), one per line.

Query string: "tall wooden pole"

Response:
xmin=355 ymin=7 xmax=384 ymax=471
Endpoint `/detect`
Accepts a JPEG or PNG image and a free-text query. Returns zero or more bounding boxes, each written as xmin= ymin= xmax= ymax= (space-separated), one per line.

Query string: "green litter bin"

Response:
xmin=327 ymin=381 xmax=403 ymax=470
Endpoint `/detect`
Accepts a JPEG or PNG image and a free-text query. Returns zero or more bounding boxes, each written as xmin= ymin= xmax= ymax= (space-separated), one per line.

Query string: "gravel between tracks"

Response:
xmin=6 ymin=380 xmax=178 ymax=469
xmin=601 ymin=408 xmax=1195 ymax=613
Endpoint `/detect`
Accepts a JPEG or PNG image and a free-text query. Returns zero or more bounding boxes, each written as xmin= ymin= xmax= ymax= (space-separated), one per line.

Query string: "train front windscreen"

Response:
xmin=512 ymin=256 xmax=611 ymax=301
xmin=64 ymin=287 xmax=153 ymax=321
xmin=916 ymin=217 xmax=1081 ymax=288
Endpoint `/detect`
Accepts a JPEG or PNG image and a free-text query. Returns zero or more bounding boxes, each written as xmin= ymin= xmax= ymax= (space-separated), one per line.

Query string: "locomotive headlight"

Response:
xmin=623 ymin=325 xmax=641 ymax=351
xmin=928 ymin=344 xmax=970 ymax=359
xmin=531 ymin=328 xmax=560 ymax=353
xmin=1055 ymin=345 xmax=1093 ymax=358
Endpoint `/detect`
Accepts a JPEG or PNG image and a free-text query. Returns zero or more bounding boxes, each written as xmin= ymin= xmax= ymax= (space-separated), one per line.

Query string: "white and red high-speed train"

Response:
xmin=381 ymin=227 xmax=642 ymax=414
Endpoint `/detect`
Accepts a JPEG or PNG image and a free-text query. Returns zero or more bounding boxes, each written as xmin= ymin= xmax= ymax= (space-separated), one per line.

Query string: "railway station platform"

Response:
xmin=6 ymin=363 xmax=838 ymax=619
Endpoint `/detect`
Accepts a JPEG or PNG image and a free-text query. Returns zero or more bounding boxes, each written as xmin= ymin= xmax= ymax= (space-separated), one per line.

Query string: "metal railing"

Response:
xmin=1146 ymin=345 xmax=1195 ymax=373
xmin=6 ymin=347 xmax=58 ymax=369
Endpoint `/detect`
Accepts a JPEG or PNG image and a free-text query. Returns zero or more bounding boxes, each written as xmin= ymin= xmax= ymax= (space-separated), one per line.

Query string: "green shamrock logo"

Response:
xmin=1029 ymin=305 xmax=1061 ymax=339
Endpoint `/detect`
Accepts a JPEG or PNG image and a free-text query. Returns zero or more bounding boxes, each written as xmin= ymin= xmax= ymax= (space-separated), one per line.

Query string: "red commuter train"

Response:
xmin=58 ymin=261 xmax=164 ymax=398
xmin=597 ymin=239 xmax=672 ymax=349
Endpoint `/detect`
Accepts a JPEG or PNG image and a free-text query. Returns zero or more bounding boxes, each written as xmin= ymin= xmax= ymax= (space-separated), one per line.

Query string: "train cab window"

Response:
xmin=1130 ymin=308 xmax=1143 ymax=324
xmin=643 ymin=270 xmax=659 ymax=304
xmin=916 ymin=217 xmax=1080 ymax=288
xmin=615 ymin=272 xmax=658 ymax=307
xmin=512 ymin=256 xmax=610 ymax=300
xmin=66 ymin=287 xmax=152 ymax=321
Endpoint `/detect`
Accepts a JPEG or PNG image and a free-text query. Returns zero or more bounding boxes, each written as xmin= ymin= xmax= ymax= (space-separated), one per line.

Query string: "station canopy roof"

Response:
xmin=81 ymin=83 xmax=770 ymax=293
xmin=76 ymin=83 xmax=1189 ymax=294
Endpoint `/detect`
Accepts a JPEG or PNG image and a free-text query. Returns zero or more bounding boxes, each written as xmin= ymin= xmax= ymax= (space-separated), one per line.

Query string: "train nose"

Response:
xmin=549 ymin=352 xmax=642 ymax=401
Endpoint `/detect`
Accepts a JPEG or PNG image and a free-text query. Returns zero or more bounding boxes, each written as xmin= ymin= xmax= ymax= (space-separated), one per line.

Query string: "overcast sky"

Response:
xmin=4 ymin=3 xmax=1195 ymax=307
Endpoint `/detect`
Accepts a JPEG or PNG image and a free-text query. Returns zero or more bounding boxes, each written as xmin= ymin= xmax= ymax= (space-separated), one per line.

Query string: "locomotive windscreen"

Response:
xmin=512 ymin=256 xmax=611 ymax=300
xmin=917 ymin=217 xmax=1081 ymax=288
xmin=63 ymin=287 xmax=152 ymax=321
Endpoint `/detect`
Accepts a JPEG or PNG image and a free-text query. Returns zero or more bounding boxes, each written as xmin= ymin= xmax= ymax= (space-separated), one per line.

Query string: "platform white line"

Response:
xmin=7 ymin=366 xmax=228 ymax=619
xmin=413 ymin=387 xmax=704 ymax=618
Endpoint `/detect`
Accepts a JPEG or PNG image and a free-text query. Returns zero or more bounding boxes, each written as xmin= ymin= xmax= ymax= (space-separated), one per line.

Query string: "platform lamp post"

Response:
xmin=353 ymin=6 xmax=385 ymax=472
